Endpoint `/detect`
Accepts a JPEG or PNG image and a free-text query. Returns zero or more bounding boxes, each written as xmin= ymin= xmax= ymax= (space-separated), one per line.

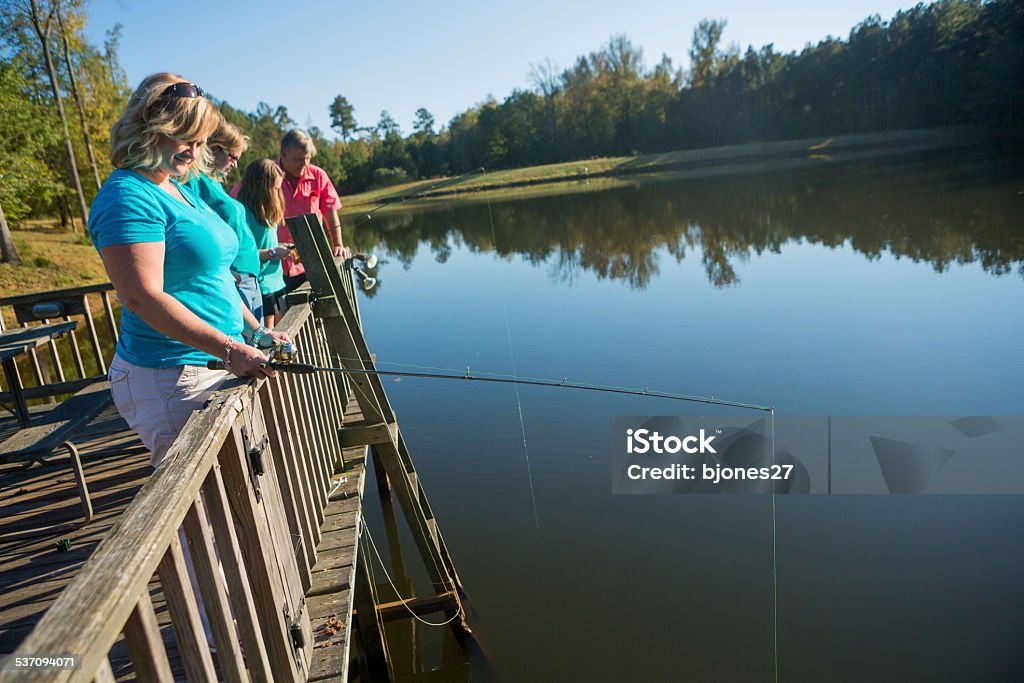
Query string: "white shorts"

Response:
xmin=108 ymin=353 xmax=229 ymax=467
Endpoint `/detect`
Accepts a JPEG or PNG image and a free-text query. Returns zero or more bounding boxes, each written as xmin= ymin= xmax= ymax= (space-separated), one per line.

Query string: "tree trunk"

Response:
xmin=57 ymin=8 xmax=102 ymax=191
xmin=29 ymin=0 xmax=89 ymax=232
xmin=0 ymin=200 xmax=21 ymax=265
xmin=58 ymin=195 xmax=69 ymax=229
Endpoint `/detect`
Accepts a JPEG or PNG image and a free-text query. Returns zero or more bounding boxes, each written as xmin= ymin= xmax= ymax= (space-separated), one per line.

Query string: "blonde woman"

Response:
xmin=183 ymin=120 xmax=266 ymax=322
xmin=236 ymin=159 xmax=292 ymax=327
xmin=88 ymin=73 xmax=287 ymax=466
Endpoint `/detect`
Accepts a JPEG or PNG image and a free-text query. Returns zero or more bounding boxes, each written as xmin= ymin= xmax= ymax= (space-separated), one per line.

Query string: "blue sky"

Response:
xmin=85 ymin=0 xmax=921 ymax=137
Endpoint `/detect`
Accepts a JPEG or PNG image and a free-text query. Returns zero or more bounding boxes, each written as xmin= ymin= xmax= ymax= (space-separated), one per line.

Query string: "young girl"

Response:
xmin=236 ymin=159 xmax=290 ymax=327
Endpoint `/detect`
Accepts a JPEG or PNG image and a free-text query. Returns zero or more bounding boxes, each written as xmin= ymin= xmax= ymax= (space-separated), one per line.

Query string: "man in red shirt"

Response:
xmin=240 ymin=129 xmax=350 ymax=292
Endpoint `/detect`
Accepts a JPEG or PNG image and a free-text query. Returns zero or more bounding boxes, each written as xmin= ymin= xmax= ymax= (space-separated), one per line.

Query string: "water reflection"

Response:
xmin=352 ymin=151 xmax=1024 ymax=290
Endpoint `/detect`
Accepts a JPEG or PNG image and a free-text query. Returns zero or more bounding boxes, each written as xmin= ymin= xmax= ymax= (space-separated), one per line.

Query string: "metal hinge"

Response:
xmin=240 ymin=425 xmax=269 ymax=501
xmin=283 ymin=598 xmax=307 ymax=655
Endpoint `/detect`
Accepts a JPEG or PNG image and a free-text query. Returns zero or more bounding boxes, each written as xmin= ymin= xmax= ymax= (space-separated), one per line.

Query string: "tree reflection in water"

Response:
xmin=352 ymin=150 xmax=1024 ymax=290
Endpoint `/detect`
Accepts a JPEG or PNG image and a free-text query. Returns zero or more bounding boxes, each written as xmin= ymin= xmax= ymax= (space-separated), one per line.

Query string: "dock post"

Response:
xmin=353 ymin=525 xmax=393 ymax=681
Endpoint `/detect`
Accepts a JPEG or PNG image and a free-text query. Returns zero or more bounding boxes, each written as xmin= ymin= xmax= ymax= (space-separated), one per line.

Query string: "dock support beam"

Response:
xmin=288 ymin=213 xmax=473 ymax=647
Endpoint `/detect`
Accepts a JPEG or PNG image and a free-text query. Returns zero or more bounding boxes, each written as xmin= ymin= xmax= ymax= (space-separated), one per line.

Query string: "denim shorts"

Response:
xmin=233 ymin=271 xmax=263 ymax=322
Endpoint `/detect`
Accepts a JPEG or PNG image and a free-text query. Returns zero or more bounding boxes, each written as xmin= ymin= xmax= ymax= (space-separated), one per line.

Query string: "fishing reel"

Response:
xmin=207 ymin=338 xmax=299 ymax=371
xmin=269 ymin=339 xmax=298 ymax=365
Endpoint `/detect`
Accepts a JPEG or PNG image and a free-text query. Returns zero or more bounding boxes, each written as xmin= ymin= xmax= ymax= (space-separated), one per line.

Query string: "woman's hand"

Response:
xmin=259 ymin=245 xmax=292 ymax=261
xmin=269 ymin=329 xmax=292 ymax=345
xmin=228 ymin=343 xmax=276 ymax=379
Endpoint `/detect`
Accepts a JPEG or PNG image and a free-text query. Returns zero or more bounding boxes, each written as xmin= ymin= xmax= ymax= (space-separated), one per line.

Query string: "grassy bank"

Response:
xmin=0 ymin=219 xmax=108 ymax=298
xmin=341 ymin=127 xmax=972 ymax=214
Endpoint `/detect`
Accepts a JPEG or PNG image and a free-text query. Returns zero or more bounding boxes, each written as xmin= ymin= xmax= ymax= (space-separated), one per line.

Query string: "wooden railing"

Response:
xmin=0 ymin=283 xmax=119 ymax=403
xmin=2 ymin=288 xmax=355 ymax=682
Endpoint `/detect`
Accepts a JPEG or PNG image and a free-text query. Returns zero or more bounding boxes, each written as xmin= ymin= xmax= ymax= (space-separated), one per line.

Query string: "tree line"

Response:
xmin=328 ymin=0 xmax=1021 ymax=192
xmin=1 ymin=0 xmax=1021 ymax=263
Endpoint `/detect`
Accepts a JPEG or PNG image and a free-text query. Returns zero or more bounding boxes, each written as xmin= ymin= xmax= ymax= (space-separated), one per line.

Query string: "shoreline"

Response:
xmin=341 ymin=127 xmax=976 ymax=213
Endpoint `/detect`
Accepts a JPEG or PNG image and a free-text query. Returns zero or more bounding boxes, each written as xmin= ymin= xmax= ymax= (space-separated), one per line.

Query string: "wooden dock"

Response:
xmin=0 ymin=400 xmax=367 ymax=681
xmin=0 ymin=214 xmax=472 ymax=681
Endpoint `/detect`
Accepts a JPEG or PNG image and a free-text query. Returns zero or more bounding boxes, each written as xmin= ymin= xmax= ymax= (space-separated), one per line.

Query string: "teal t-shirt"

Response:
xmin=89 ymin=169 xmax=244 ymax=368
xmin=243 ymin=206 xmax=287 ymax=295
xmin=185 ymin=173 xmax=261 ymax=277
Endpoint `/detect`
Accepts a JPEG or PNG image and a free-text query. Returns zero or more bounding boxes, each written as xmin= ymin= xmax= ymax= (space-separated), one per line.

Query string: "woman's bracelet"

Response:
xmin=223 ymin=337 xmax=236 ymax=371
xmin=250 ymin=326 xmax=271 ymax=348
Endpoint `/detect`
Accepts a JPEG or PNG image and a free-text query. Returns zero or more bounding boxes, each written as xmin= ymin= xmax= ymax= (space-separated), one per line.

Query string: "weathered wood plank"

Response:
xmin=182 ymin=494 xmax=247 ymax=683
xmin=274 ymin=371 xmax=325 ymax=542
xmin=304 ymin=456 xmax=365 ymax=683
xmin=367 ymin=591 xmax=458 ymax=623
xmin=282 ymin=371 xmax=328 ymax=518
xmin=259 ymin=377 xmax=315 ymax=589
xmin=290 ymin=367 xmax=330 ymax=504
xmin=307 ymin=323 xmax=344 ymax=469
xmin=219 ymin=418 xmax=306 ymax=682
xmin=91 ymin=658 xmax=115 ymax=683
xmin=320 ymin=510 xmax=359 ymax=538
xmin=306 ymin=587 xmax=352 ymax=683
xmin=155 ymin=536 xmax=217 ymax=683
xmin=312 ymin=317 xmax=347 ymax=465
xmin=338 ymin=420 xmax=398 ymax=448
xmin=100 ymin=291 xmax=118 ymax=344
xmin=81 ymin=296 xmax=106 ymax=376
xmin=122 ymin=590 xmax=174 ymax=683
xmin=202 ymin=460 xmax=274 ymax=682
xmin=295 ymin=326 xmax=331 ymax=478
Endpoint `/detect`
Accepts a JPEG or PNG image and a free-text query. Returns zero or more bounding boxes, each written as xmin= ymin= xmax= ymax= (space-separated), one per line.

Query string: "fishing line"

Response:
xmin=332 ymin=456 xmax=462 ymax=629
xmin=486 ymin=196 xmax=540 ymax=531
xmin=323 ymin=354 xmax=771 ymax=411
xmin=770 ymin=407 xmax=779 ymax=683
xmin=362 ymin=519 xmax=465 ymax=627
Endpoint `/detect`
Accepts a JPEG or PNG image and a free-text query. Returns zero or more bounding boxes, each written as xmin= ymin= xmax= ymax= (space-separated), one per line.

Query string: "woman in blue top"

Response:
xmin=184 ymin=120 xmax=267 ymax=322
xmin=236 ymin=159 xmax=291 ymax=327
xmin=89 ymin=72 xmax=287 ymax=465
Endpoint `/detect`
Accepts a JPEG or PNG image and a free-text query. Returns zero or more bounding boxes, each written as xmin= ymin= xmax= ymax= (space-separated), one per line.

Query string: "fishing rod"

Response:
xmin=350 ymin=167 xmax=487 ymax=230
xmin=207 ymin=344 xmax=771 ymax=412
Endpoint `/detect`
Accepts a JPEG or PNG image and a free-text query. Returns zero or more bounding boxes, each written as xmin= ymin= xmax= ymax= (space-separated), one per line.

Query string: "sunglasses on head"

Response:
xmin=160 ymin=82 xmax=206 ymax=100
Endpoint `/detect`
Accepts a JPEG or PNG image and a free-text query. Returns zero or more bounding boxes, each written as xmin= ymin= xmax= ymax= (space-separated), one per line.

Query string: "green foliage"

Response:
xmin=0 ymin=62 xmax=63 ymax=223
xmin=329 ymin=95 xmax=357 ymax=140
xmin=0 ymin=0 xmax=129 ymax=219
xmin=3 ymin=0 xmax=1021 ymax=212
xmin=372 ymin=167 xmax=410 ymax=187
xmin=413 ymin=108 xmax=435 ymax=135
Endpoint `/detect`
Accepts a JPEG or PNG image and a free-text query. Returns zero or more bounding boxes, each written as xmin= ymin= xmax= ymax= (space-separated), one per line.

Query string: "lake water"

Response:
xmin=350 ymin=148 xmax=1024 ymax=681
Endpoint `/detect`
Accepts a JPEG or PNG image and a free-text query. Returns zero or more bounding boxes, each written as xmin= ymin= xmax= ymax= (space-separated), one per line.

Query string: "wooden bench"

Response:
xmin=0 ymin=380 xmax=112 ymax=541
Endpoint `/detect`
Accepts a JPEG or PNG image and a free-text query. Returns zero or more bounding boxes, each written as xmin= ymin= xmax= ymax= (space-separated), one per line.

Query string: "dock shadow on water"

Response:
xmin=351 ymin=147 xmax=1024 ymax=681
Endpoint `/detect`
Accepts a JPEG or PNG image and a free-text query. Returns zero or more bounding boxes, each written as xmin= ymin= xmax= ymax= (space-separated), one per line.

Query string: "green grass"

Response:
xmin=341 ymin=127 xmax=970 ymax=216
xmin=0 ymin=219 xmax=108 ymax=297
